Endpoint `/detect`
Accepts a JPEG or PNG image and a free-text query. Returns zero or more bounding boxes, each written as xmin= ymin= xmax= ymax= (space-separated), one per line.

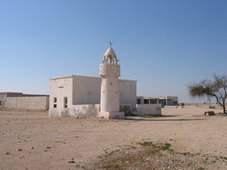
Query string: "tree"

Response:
xmin=189 ymin=75 xmax=227 ymax=114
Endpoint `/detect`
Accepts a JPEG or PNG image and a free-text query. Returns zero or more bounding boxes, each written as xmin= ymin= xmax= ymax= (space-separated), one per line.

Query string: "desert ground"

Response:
xmin=1 ymin=106 xmax=227 ymax=170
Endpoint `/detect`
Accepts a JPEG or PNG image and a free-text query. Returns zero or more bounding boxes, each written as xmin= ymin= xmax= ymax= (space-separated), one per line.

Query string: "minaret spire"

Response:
xmin=109 ymin=41 xmax=112 ymax=47
xmin=102 ymin=42 xmax=118 ymax=64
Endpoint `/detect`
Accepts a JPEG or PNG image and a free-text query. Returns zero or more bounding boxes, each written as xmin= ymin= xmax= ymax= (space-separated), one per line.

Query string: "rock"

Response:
xmin=5 ymin=152 xmax=10 ymax=155
xmin=30 ymin=146 xmax=34 ymax=150
xmin=68 ymin=160 xmax=75 ymax=164
xmin=46 ymin=146 xmax=51 ymax=149
xmin=68 ymin=158 xmax=75 ymax=163
xmin=17 ymin=149 xmax=22 ymax=152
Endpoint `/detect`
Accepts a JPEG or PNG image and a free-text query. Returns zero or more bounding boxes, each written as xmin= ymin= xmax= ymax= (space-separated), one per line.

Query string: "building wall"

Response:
xmin=73 ymin=76 xmax=101 ymax=105
xmin=119 ymin=80 xmax=137 ymax=108
xmin=4 ymin=96 xmax=49 ymax=111
xmin=72 ymin=76 xmax=137 ymax=106
xmin=137 ymin=96 xmax=178 ymax=107
xmin=68 ymin=104 xmax=100 ymax=117
xmin=136 ymin=104 xmax=161 ymax=116
xmin=0 ymin=93 xmax=24 ymax=108
xmin=49 ymin=75 xmax=137 ymax=117
xmin=49 ymin=77 xmax=73 ymax=117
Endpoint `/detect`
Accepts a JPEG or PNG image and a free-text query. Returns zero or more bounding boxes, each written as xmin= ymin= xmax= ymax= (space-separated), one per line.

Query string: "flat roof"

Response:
xmin=137 ymin=96 xmax=178 ymax=99
xmin=0 ymin=92 xmax=48 ymax=97
xmin=50 ymin=75 xmax=136 ymax=82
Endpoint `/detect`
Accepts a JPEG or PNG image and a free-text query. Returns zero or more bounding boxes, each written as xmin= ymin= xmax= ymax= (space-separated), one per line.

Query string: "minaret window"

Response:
xmin=64 ymin=97 xmax=68 ymax=108
xmin=53 ymin=97 xmax=57 ymax=108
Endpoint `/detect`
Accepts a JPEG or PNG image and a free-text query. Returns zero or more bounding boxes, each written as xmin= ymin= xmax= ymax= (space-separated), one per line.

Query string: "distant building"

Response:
xmin=137 ymin=96 xmax=178 ymax=107
xmin=0 ymin=92 xmax=49 ymax=111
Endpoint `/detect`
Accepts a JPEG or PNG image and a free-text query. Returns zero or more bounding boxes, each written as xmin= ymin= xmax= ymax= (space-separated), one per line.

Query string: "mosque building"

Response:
xmin=49 ymin=44 xmax=162 ymax=118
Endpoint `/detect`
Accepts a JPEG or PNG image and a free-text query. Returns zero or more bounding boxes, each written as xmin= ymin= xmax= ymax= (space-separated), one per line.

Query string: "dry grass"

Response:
xmin=88 ymin=141 xmax=227 ymax=170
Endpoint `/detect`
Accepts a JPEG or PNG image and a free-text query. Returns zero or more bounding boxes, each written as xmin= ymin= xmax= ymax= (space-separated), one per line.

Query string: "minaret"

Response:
xmin=98 ymin=43 xmax=124 ymax=119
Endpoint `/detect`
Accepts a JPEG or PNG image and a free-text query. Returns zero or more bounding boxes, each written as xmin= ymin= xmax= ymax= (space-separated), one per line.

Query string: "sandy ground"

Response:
xmin=0 ymin=106 xmax=227 ymax=169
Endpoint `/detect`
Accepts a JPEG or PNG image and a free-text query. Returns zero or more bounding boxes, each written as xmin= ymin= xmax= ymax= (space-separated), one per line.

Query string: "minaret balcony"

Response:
xmin=99 ymin=63 xmax=120 ymax=77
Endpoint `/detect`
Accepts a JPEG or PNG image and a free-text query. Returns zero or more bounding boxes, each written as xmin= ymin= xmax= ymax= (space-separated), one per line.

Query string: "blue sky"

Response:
xmin=0 ymin=0 xmax=226 ymax=103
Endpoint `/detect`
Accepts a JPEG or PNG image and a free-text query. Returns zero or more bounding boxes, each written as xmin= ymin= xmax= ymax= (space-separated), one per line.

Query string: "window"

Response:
xmin=144 ymin=99 xmax=149 ymax=104
xmin=64 ymin=97 xmax=68 ymax=108
xmin=137 ymin=99 xmax=141 ymax=104
xmin=0 ymin=101 xmax=2 ymax=106
xmin=173 ymin=101 xmax=178 ymax=106
xmin=150 ymin=99 xmax=157 ymax=104
xmin=53 ymin=97 xmax=57 ymax=108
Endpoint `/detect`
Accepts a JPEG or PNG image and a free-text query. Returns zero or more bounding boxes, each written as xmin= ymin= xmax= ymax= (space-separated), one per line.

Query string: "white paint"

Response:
xmin=49 ymin=104 xmax=100 ymax=117
xmin=48 ymin=46 xmax=162 ymax=118
xmin=49 ymin=75 xmax=136 ymax=117
xmin=98 ymin=45 xmax=124 ymax=119
xmin=99 ymin=64 xmax=120 ymax=112
xmin=136 ymin=104 xmax=161 ymax=116
xmin=49 ymin=77 xmax=73 ymax=117
xmin=119 ymin=80 xmax=137 ymax=108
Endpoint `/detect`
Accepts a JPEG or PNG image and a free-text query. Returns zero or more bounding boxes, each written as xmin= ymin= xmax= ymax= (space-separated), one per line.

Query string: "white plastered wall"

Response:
xmin=119 ymin=80 xmax=137 ymax=109
xmin=136 ymin=104 xmax=161 ymax=116
xmin=49 ymin=75 xmax=137 ymax=117
xmin=49 ymin=77 xmax=73 ymax=117
xmin=72 ymin=76 xmax=101 ymax=105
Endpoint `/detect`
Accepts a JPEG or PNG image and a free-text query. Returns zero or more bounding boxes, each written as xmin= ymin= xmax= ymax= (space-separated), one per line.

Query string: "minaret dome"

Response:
xmin=102 ymin=43 xmax=118 ymax=64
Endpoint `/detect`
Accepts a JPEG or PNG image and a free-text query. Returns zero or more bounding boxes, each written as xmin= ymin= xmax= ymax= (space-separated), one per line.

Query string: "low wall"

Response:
xmin=136 ymin=104 xmax=161 ymax=116
xmin=164 ymin=106 xmax=178 ymax=109
xmin=49 ymin=104 xmax=161 ymax=117
xmin=5 ymin=96 xmax=49 ymax=111
xmin=49 ymin=104 xmax=100 ymax=117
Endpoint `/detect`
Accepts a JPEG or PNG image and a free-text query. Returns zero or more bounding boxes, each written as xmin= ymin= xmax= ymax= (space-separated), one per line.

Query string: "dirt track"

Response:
xmin=0 ymin=106 xmax=227 ymax=169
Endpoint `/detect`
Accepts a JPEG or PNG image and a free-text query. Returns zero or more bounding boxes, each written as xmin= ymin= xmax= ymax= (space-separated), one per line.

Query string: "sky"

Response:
xmin=0 ymin=0 xmax=226 ymax=103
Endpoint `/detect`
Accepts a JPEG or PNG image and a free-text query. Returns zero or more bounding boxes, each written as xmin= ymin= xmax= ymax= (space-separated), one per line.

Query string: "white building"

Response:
xmin=49 ymin=45 xmax=161 ymax=118
xmin=49 ymin=75 xmax=137 ymax=117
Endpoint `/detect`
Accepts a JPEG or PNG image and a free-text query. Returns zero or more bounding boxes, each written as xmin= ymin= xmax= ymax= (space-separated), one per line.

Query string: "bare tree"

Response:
xmin=189 ymin=75 xmax=227 ymax=114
